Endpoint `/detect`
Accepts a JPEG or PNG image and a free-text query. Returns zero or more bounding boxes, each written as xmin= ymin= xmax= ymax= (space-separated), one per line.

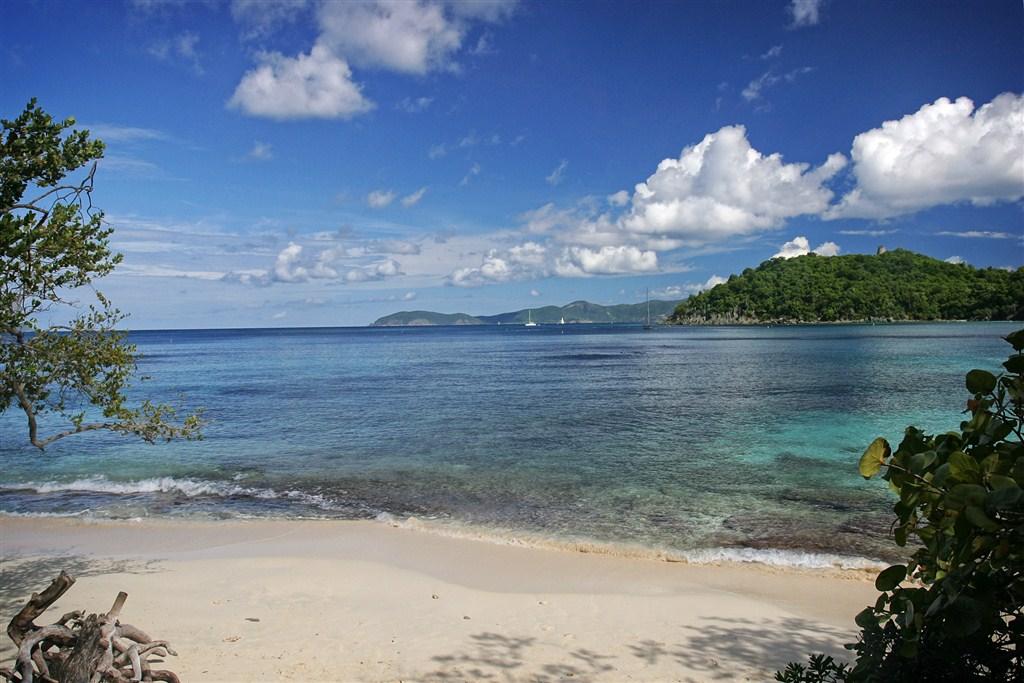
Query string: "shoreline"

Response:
xmin=0 ymin=509 xmax=889 ymax=573
xmin=1 ymin=515 xmax=879 ymax=681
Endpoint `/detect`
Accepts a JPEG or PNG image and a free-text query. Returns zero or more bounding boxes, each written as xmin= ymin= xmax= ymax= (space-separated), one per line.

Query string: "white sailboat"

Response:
xmin=524 ymin=309 xmax=538 ymax=327
xmin=643 ymin=288 xmax=653 ymax=330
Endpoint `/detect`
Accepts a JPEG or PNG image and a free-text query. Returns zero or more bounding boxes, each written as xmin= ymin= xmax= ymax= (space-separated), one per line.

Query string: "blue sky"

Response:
xmin=3 ymin=0 xmax=1022 ymax=328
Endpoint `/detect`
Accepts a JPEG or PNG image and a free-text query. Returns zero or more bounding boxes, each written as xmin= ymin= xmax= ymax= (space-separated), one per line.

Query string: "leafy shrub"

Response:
xmin=779 ymin=329 xmax=1023 ymax=682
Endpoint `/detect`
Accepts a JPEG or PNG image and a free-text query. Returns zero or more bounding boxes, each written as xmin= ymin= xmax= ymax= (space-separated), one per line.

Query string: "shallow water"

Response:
xmin=1 ymin=322 xmax=1018 ymax=566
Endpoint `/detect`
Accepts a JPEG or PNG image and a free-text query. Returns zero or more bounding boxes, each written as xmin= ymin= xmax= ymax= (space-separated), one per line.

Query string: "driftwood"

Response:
xmin=1 ymin=573 xmax=178 ymax=683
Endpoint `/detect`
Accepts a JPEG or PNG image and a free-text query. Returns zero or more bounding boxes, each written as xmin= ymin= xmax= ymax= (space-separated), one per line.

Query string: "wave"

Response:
xmin=1 ymin=477 xmax=886 ymax=571
xmin=0 ymin=476 xmax=351 ymax=513
xmin=373 ymin=513 xmax=885 ymax=572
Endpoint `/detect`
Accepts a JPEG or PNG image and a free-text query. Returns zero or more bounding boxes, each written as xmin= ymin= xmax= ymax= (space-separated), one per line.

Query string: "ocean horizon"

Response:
xmin=2 ymin=321 xmax=1018 ymax=569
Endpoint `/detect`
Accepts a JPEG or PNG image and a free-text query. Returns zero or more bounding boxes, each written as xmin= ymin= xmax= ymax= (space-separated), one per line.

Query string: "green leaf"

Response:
xmin=855 ymin=607 xmax=878 ymax=629
xmin=1003 ymin=354 xmax=1024 ymax=374
xmin=946 ymin=484 xmax=988 ymax=509
xmin=859 ymin=437 xmax=890 ymax=479
xmin=965 ymin=369 xmax=997 ymax=394
xmin=1004 ymin=329 xmax=1024 ymax=352
xmin=987 ymin=484 xmax=1022 ymax=509
xmin=948 ymin=451 xmax=980 ymax=483
xmin=964 ymin=505 xmax=999 ymax=532
xmin=875 ymin=564 xmax=907 ymax=591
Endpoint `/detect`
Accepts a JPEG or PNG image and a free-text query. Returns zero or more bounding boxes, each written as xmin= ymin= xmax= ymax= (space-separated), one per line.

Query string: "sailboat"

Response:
xmin=524 ymin=309 xmax=538 ymax=327
xmin=643 ymin=288 xmax=653 ymax=330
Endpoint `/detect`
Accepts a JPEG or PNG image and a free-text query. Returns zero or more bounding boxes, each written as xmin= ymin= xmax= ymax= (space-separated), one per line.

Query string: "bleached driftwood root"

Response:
xmin=2 ymin=573 xmax=178 ymax=683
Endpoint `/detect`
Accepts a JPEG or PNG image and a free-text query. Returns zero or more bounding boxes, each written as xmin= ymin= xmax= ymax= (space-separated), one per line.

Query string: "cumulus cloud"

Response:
xmin=789 ymin=0 xmax=822 ymax=27
xmin=367 ymin=189 xmax=397 ymax=208
xmin=529 ymin=288 xmax=541 ymax=297
xmin=772 ymin=236 xmax=841 ymax=259
xmin=229 ymin=44 xmax=373 ymax=120
xmin=403 ymin=291 xmax=417 ymax=301
xmin=223 ymin=240 xmax=406 ymax=286
xmin=652 ymin=276 xmax=727 ymax=299
xmin=607 ymin=190 xmax=630 ymax=206
xmin=621 ymin=125 xmax=845 ymax=244
xmin=826 ymin=93 xmax=1024 ymax=219
xmin=401 ymin=187 xmax=428 ymax=207
xmin=553 ymin=245 xmax=658 ymax=277
xmin=546 ymin=159 xmax=569 ymax=186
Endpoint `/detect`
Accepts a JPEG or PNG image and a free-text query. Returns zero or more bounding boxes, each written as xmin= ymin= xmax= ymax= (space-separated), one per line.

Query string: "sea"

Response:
xmin=1 ymin=322 xmax=1018 ymax=569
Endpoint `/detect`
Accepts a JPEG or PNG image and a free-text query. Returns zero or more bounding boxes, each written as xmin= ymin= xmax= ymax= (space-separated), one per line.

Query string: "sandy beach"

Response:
xmin=0 ymin=516 xmax=877 ymax=682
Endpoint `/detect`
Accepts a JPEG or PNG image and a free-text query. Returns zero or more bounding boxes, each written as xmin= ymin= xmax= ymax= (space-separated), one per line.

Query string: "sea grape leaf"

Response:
xmin=948 ymin=451 xmax=980 ymax=483
xmin=859 ymin=438 xmax=890 ymax=479
xmin=875 ymin=564 xmax=907 ymax=591
xmin=1003 ymin=355 xmax=1024 ymax=373
xmin=965 ymin=369 xmax=997 ymax=394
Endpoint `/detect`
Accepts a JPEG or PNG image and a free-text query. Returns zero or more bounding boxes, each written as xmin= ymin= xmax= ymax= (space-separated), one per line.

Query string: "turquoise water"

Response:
xmin=1 ymin=322 xmax=1018 ymax=566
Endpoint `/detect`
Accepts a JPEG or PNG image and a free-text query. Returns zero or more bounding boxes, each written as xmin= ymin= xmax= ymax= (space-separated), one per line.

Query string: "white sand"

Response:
xmin=0 ymin=517 xmax=877 ymax=681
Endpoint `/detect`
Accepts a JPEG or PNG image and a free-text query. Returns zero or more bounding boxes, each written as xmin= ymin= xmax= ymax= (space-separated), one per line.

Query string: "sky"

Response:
xmin=2 ymin=0 xmax=1022 ymax=328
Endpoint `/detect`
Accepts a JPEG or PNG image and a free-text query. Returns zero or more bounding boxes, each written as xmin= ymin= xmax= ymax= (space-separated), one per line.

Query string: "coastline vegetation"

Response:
xmin=1 ymin=99 xmax=201 ymax=450
xmin=780 ymin=329 xmax=1023 ymax=682
xmin=671 ymin=250 xmax=1023 ymax=325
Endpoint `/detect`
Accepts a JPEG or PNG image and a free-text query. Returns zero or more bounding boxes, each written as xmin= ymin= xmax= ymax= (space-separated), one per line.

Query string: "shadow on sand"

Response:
xmin=422 ymin=616 xmax=852 ymax=682
xmin=0 ymin=554 xmax=163 ymax=661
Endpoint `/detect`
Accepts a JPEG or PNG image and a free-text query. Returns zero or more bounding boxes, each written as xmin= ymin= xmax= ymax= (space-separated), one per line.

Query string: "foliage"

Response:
xmin=1 ymin=99 xmax=201 ymax=450
xmin=779 ymin=329 xmax=1024 ymax=681
xmin=671 ymin=250 xmax=1023 ymax=323
xmin=775 ymin=654 xmax=850 ymax=683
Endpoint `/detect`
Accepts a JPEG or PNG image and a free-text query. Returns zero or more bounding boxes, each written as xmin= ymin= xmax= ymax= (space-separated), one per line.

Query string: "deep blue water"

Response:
xmin=1 ymin=322 xmax=1019 ymax=566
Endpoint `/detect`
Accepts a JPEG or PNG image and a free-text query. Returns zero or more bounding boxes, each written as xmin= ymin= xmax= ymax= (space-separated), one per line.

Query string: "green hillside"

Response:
xmin=370 ymin=311 xmax=483 ymax=326
xmin=669 ymin=249 xmax=1023 ymax=324
xmin=370 ymin=299 xmax=678 ymax=326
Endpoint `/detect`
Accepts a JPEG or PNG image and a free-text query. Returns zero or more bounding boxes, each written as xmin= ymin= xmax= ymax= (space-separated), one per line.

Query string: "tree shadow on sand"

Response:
xmin=0 ymin=554 xmax=163 ymax=661
xmin=629 ymin=615 xmax=853 ymax=682
xmin=422 ymin=616 xmax=853 ymax=682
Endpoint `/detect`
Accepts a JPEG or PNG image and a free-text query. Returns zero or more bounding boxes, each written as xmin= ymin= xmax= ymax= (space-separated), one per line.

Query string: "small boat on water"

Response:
xmin=559 ymin=317 xmax=565 ymax=325
xmin=524 ymin=309 xmax=538 ymax=327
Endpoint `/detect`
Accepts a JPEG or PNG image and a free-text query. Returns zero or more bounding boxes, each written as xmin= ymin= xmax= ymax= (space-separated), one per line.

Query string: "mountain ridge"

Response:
xmin=371 ymin=299 xmax=679 ymax=326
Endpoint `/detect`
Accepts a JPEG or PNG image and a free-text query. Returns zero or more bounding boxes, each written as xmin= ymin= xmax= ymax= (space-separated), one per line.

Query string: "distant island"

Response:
xmin=669 ymin=249 xmax=1023 ymax=324
xmin=371 ymin=299 xmax=680 ymax=326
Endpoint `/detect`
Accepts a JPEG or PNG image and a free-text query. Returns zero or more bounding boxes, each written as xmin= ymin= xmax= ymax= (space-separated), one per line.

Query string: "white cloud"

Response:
xmin=226 ymin=241 xmax=406 ymax=286
xmin=231 ymin=0 xmax=309 ymax=40
xmin=81 ymin=124 xmax=168 ymax=143
xmin=742 ymin=66 xmax=813 ymax=103
xmin=546 ymin=159 xmax=569 ymax=186
xmin=760 ymin=44 xmax=783 ymax=60
xmin=315 ymin=0 xmax=514 ymax=74
xmin=621 ymin=125 xmax=845 ymax=244
xmin=246 ymin=141 xmax=273 ymax=161
xmin=401 ymin=187 xmax=428 ymax=207
xmin=838 ymin=229 xmax=897 ymax=236
xmin=553 ymin=245 xmax=658 ymax=277
xmin=529 ymin=288 xmax=541 ymax=297
xmin=826 ymin=93 xmax=1024 ymax=219
xmin=945 ymin=255 xmax=965 ymax=264
xmin=116 ymin=264 xmax=228 ymax=280
xmin=367 ymin=189 xmax=397 ymax=208
xmin=428 ymin=143 xmax=448 ymax=159
xmin=607 ymin=190 xmax=630 ymax=206
xmin=148 ymin=31 xmax=203 ymax=73
xmin=789 ymin=0 xmax=822 ymax=27
xmin=651 ymin=275 xmax=726 ymax=299
xmin=397 ymin=96 xmax=434 ymax=112
xmin=402 ymin=291 xmax=417 ymax=301
xmin=937 ymin=230 xmax=1017 ymax=239
xmin=460 ymin=162 xmax=481 ymax=186
xmin=228 ymin=44 xmax=373 ymax=120
xmin=772 ymin=236 xmax=841 ymax=259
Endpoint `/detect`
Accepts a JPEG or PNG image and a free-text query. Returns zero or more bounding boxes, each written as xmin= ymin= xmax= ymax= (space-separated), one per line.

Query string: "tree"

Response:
xmin=1 ymin=99 xmax=201 ymax=450
xmin=779 ymin=329 xmax=1023 ymax=682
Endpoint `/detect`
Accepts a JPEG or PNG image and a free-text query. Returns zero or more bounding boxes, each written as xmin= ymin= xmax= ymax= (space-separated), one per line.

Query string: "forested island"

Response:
xmin=371 ymin=299 xmax=679 ymax=326
xmin=670 ymin=249 xmax=1023 ymax=324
